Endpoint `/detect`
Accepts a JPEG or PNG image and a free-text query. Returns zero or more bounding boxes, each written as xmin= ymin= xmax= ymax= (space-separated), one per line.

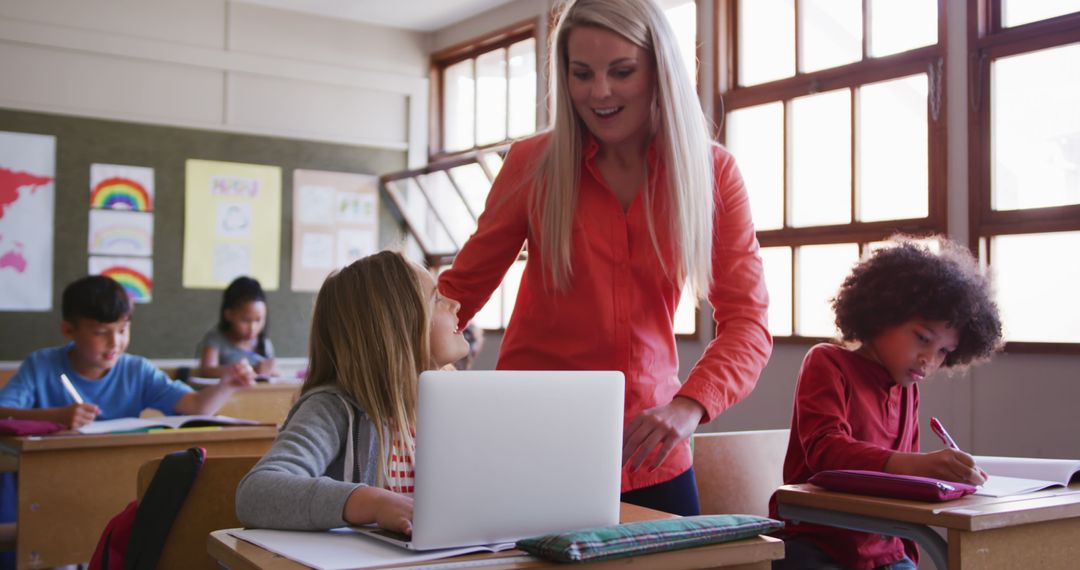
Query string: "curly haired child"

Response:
xmin=771 ymin=235 xmax=1003 ymax=570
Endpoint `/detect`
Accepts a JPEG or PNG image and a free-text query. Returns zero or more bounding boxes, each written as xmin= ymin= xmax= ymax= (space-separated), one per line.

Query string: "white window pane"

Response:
xmin=470 ymin=273 xmax=503 ymax=330
xmin=801 ymin=0 xmax=862 ymax=73
xmin=663 ymin=0 xmax=698 ymax=89
xmin=738 ymin=0 xmax=795 ymax=86
xmin=417 ymin=171 xmax=475 ymax=247
xmin=992 ymin=43 xmax=1080 ymax=211
xmin=993 ymin=232 xmax=1080 ymax=343
xmin=760 ymin=246 xmax=793 ymax=336
xmin=1003 ymin=0 xmax=1080 ymax=27
xmin=444 ymin=60 xmax=475 ymax=152
xmin=501 ymin=258 xmax=527 ymax=328
xmin=790 ymin=89 xmax=851 ymax=227
xmin=869 ymin=0 xmax=937 ymax=57
xmin=476 ymin=49 xmax=508 ymax=146
xmin=727 ymin=103 xmax=785 ymax=230
xmin=448 ymin=163 xmax=491 ymax=218
xmin=481 ymin=151 xmax=504 ymax=179
xmin=507 ymin=39 xmax=537 ymax=138
xmin=858 ymin=74 xmax=929 ymax=222
xmin=673 ymin=284 xmax=696 ymax=336
xmin=796 ymin=243 xmax=859 ymax=337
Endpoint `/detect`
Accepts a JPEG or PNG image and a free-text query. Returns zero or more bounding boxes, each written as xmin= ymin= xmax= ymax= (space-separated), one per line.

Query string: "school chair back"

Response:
xmin=692 ymin=429 xmax=790 ymax=517
xmin=136 ymin=454 xmax=262 ymax=570
xmin=0 ymin=367 xmax=17 ymax=390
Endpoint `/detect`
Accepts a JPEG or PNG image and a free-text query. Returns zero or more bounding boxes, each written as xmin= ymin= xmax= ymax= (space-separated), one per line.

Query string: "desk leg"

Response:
xmin=778 ymin=503 xmax=949 ymax=570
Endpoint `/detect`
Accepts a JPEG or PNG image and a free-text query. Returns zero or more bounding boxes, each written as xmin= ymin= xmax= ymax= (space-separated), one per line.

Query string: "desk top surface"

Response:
xmin=777 ymin=483 xmax=1080 ymax=532
xmin=0 ymin=424 xmax=278 ymax=452
xmin=208 ymin=503 xmax=785 ymax=570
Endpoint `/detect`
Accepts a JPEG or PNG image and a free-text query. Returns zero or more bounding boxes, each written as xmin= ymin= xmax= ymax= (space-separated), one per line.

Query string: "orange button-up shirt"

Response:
xmin=438 ymin=133 xmax=771 ymax=492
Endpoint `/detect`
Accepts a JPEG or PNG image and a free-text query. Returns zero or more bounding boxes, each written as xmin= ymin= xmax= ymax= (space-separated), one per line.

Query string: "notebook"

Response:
xmin=75 ymin=414 xmax=259 ymax=434
xmin=974 ymin=455 xmax=1080 ymax=497
xmin=356 ymin=370 xmax=625 ymax=551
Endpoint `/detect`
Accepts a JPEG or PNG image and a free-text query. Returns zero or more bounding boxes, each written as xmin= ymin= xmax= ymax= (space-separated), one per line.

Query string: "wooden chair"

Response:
xmin=136 ymin=454 xmax=262 ymax=570
xmin=692 ymin=429 xmax=790 ymax=517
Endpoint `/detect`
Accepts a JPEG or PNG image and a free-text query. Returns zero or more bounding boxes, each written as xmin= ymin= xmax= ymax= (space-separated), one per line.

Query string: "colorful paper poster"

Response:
xmin=291 ymin=170 xmax=379 ymax=292
xmin=90 ymin=164 xmax=154 ymax=211
xmin=89 ymin=256 xmax=153 ymax=303
xmin=88 ymin=210 xmax=154 ymax=257
xmin=183 ymin=159 xmax=281 ymax=290
xmin=0 ymin=131 xmax=56 ymax=311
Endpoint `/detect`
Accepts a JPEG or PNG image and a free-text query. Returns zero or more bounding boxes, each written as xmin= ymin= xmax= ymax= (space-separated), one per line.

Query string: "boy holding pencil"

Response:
xmin=0 ymin=275 xmax=255 ymax=426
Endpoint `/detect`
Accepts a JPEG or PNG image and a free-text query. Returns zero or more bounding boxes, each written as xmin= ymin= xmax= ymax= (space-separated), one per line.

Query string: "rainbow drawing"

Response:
xmin=91 ymin=177 xmax=152 ymax=211
xmin=101 ymin=265 xmax=152 ymax=303
xmin=90 ymin=225 xmax=152 ymax=256
xmin=89 ymin=256 xmax=153 ymax=303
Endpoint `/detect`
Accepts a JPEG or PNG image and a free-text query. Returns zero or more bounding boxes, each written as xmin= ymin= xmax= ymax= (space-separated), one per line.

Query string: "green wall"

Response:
xmin=0 ymin=107 xmax=406 ymax=360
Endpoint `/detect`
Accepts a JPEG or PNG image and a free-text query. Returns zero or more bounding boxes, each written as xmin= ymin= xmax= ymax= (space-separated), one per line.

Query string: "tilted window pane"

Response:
xmin=993 ymin=231 xmax=1080 ymax=343
xmin=992 ymin=43 xmax=1080 ymax=211
xmin=869 ymin=0 xmax=936 ymax=57
xmin=481 ymin=151 xmax=504 ymax=179
xmin=448 ymin=163 xmax=491 ymax=218
xmin=790 ymin=89 xmax=851 ymax=227
xmin=501 ymin=259 xmax=527 ymax=328
xmin=801 ymin=0 xmax=862 ymax=73
xmin=858 ymin=74 xmax=929 ymax=222
xmin=760 ymin=246 xmax=793 ymax=336
xmin=385 ymin=179 xmax=455 ymax=255
xmin=476 ymin=48 xmax=508 ymax=146
xmin=796 ymin=243 xmax=859 ymax=337
xmin=508 ymin=39 xmax=537 ymax=139
xmin=673 ymin=284 xmax=696 ymax=336
xmin=444 ymin=60 xmax=475 ymax=152
xmin=737 ymin=0 xmax=795 ymax=86
xmin=727 ymin=103 xmax=785 ymax=230
xmin=1003 ymin=0 xmax=1080 ymax=27
xmin=417 ymin=171 xmax=475 ymax=247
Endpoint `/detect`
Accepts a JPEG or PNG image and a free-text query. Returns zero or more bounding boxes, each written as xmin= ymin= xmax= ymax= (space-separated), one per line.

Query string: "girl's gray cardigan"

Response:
xmin=235 ymin=385 xmax=383 ymax=530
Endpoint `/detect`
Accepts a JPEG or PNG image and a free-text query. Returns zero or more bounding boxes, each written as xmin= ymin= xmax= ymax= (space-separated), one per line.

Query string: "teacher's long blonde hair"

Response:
xmin=533 ymin=0 xmax=714 ymax=297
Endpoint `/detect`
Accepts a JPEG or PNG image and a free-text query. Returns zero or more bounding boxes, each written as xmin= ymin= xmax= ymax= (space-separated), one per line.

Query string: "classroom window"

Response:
xmin=432 ymin=22 xmax=538 ymax=159
xmin=718 ymin=0 xmax=946 ymax=342
xmin=969 ymin=2 xmax=1080 ymax=348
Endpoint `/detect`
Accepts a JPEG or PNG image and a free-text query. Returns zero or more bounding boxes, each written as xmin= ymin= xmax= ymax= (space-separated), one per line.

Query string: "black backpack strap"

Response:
xmin=123 ymin=447 xmax=206 ymax=570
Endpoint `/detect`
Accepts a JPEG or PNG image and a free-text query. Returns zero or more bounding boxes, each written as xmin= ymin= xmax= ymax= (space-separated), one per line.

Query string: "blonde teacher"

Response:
xmin=438 ymin=0 xmax=771 ymax=515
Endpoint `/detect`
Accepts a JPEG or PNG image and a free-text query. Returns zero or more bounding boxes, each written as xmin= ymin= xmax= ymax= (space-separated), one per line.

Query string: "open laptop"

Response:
xmin=358 ymin=370 xmax=625 ymax=551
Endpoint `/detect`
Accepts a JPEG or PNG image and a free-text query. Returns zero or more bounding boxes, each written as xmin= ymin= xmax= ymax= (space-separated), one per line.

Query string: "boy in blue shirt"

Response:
xmin=0 ymin=275 xmax=256 ymax=425
xmin=0 ymin=275 xmax=256 ymax=565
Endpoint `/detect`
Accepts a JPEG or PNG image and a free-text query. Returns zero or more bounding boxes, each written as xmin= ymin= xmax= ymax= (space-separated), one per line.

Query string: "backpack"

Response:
xmin=89 ymin=447 xmax=206 ymax=570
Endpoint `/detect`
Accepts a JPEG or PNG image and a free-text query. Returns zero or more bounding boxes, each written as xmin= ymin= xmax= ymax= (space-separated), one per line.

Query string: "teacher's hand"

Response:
xmin=622 ymin=396 xmax=705 ymax=472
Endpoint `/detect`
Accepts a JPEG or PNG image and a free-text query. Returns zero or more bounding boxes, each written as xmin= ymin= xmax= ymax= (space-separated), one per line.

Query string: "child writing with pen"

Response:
xmin=770 ymin=235 xmax=1003 ymax=570
xmin=0 ymin=275 xmax=256 ymax=561
xmin=236 ymin=250 xmax=469 ymax=532
xmin=196 ymin=275 xmax=279 ymax=378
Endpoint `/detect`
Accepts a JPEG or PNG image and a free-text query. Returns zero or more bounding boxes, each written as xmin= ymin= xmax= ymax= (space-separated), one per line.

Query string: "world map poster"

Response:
xmin=0 ymin=130 xmax=55 ymax=311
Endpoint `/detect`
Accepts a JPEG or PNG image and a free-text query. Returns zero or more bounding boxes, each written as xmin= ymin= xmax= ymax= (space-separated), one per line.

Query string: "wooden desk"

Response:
xmin=776 ymin=483 xmax=1080 ymax=570
xmin=1 ymin=426 xmax=277 ymax=569
xmin=208 ymin=503 xmax=784 ymax=570
xmin=212 ymin=383 xmax=301 ymax=425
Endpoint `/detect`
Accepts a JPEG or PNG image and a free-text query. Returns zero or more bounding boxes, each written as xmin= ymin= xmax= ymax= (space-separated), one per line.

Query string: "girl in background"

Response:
xmin=197 ymin=276 xmax=277 ymax=377
xmin=236 ymin=251 xmax=469 ymax=532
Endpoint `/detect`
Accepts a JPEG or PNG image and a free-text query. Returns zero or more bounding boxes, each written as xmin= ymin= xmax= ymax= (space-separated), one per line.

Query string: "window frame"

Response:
xmin=715 ymin=0 xmax=950 ymax=345
xmin=429 ymin=19 xmax=539 ymax=162
xmin=968 ymin=3 xmax=1080 ymax=354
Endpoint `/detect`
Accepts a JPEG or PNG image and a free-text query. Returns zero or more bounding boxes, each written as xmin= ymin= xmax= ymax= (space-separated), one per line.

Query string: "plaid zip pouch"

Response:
xmin=515 ymin=514 xmax=783 ymax=563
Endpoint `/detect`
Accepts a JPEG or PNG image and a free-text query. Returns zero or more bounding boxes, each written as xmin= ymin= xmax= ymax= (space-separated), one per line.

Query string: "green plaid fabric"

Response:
xmin=515 ymin=514 xmax=783 ymax=563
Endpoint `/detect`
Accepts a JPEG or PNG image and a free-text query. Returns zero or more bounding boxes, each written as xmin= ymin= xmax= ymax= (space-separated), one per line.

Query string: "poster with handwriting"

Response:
xmin=183 ymin=159 xmax=281 ymax=289
xmin=291 ymin=169 xmax=378 ymax=292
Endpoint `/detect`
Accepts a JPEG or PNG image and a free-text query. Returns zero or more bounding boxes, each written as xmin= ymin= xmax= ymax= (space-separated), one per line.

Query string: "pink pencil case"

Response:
xmin=809 ymin=469 xmax=976 ymax=502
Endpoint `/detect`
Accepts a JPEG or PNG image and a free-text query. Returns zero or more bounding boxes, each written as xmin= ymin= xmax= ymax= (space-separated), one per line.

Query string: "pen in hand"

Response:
xmin=59 ymin=373 xmax=85 ymax=404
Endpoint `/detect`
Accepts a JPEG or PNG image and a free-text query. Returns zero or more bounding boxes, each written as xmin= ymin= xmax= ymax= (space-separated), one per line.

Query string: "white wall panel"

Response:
xmin=0 ymin=42 xmax=223 ymax=124
xmin=227 ymin=71 xmax=408 ymax=147
xmin=0 ymin=0 xmax=225 ymax=48
xmin=228 ymin=2 xmax=427 ymax=76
